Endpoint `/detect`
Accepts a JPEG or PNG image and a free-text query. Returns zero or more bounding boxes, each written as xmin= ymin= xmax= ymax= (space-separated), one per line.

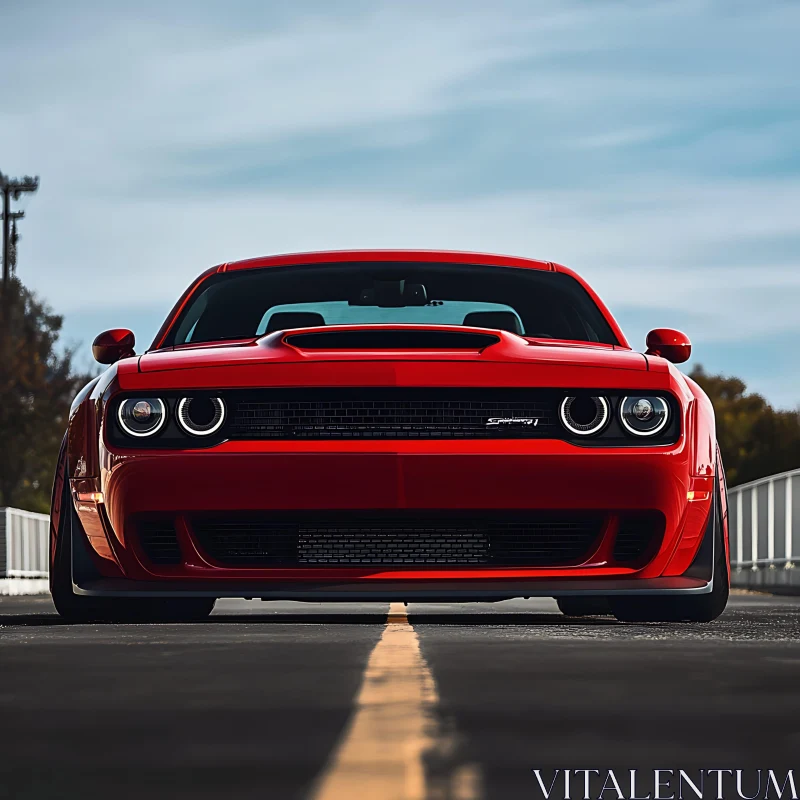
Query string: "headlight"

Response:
xmin=117 ymin=397 xmax=166 ymax=437
xmin=559 ymin=395 xmax=610 ymax=436
xmin=177 ymin=396 xmax=226 ymax=436
xmin=619 ymin=395 xmax=669 ymax=436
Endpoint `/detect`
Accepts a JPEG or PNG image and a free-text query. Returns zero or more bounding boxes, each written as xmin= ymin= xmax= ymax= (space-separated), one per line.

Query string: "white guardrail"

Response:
xmin=729 ymin=467 xmax=800 ymax=592
xmin=0 ymin=507 xmax=50 ymax=595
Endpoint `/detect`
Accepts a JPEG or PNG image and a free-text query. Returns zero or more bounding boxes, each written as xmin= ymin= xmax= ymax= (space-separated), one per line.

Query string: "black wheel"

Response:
xmin=556 ymin=597 xmax=612 ymax=617
xmin=51 ymin=475 xmax=215 ymax=623
xmin=50 ymin=475 xmax=110 ymax=622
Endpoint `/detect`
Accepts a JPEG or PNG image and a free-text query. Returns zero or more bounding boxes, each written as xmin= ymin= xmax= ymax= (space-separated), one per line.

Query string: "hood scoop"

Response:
xmin=283 ymin=328 xmax=500 ymax=350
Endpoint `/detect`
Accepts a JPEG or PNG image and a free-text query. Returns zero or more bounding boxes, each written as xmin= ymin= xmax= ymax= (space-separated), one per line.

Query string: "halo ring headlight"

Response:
xmin=620 ymin=395 xmax=669 ymax=436
xmin=559 ymin=395 xmax=610 ymax=436
xmin=117 ymin=397 xmax=166 ymax=438
xmin=177 ymin=397 xmax=226 ymax=437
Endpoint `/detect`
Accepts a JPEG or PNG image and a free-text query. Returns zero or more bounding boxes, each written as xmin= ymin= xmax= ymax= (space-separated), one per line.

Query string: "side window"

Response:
xmin=185 ymin=319 xmax=200 ymax=342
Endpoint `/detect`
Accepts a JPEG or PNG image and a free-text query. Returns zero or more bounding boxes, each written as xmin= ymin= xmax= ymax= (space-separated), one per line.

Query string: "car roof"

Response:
xmin=220 ymin=249 xmax=556 ymax=273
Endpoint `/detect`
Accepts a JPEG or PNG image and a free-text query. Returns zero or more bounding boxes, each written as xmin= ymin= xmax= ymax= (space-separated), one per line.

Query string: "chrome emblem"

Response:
xmin=486 ymin=417 xmax=538 ymax=428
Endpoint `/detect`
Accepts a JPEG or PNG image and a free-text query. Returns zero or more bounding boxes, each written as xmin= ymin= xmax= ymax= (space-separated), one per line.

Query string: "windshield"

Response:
xmin=165 ymin=262 xmax=618 ymax=346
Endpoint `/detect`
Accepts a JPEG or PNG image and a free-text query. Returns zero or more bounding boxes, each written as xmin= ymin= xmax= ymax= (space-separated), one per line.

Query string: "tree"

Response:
xmin=0 ymin=277 xmax=95 ymax=512
xmin=690 ymin=365 xmax=800 ymax=487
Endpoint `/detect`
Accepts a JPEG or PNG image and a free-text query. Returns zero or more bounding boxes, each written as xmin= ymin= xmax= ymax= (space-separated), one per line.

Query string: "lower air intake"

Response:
xmin=613 ymin=512 xmax=665 ymax=564
xmin=138 ymin=520 xmax=182 ymax=565
xmin=191 ymin=514 xmax=604 ymax=568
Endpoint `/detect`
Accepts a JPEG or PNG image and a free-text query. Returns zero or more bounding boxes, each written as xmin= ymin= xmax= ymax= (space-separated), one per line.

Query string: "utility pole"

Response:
xmin=1 ymin=171 xmax=39 ymax=290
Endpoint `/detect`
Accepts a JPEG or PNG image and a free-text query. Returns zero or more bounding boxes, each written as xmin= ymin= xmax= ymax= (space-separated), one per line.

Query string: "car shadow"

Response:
xmin=406 ymin=612 xmax=619 ymax=626
xmin=0 ymin=611 xmax=620 ymax=627
xmin=207 ymin=612 xmax=619 ymax=627
xmin=0 ymin=614 xmax=72 ymax=628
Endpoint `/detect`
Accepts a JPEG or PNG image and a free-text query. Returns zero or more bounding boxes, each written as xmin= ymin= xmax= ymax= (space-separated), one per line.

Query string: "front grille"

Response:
xmin=227 ymin=388 xmax=557 ymax=440
xmin=191 ymin=514 xmax=603 ymax=567
xmin=138 ymin=520 xmax=182 ymax=565
xmin=613 ymin=512 xmax=665 ymax=563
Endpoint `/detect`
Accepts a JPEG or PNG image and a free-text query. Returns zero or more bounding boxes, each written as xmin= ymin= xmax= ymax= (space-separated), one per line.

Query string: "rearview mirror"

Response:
xmin=350 ymin=279 xmax=428 ymax=307
xmin=92 ymin=329 xmax=136 ymax=364
xmin=645 ymin=328 xmax=691 ymax=364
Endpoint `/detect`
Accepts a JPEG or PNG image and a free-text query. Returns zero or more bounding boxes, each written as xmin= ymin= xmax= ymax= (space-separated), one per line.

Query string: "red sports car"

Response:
xmin=50 ymin=250 xmax=729 ymax=622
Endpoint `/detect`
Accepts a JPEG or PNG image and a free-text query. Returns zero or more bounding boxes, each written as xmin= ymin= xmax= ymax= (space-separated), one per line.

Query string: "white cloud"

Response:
xmin=571 ymin=126 xmax=673 ymax=149
xmin=20 ymin=178 xmax=800 ymax=340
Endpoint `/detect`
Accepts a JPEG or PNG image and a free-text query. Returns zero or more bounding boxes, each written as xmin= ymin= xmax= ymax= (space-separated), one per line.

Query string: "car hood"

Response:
xmin=138 ymin=326 xmax=648 ymax=374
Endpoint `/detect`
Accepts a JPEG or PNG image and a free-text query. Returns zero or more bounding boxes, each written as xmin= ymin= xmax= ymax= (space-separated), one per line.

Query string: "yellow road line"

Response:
xmin=386 ymin=603 xmax=409 ymax=625
xmin=310 ymin=602 xmax=481 ymax=800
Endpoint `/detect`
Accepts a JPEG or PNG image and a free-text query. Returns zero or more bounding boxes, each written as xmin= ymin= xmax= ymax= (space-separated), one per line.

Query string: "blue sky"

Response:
xmin=2 ymin=0 xmax=799 ymax=406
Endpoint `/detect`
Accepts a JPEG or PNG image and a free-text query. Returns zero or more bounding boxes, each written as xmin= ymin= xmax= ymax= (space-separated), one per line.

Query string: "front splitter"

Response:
xmin=74 ymin=575 xmax=712 ymax=600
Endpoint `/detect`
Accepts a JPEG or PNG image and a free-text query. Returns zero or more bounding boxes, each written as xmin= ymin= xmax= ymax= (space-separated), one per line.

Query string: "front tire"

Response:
xmin=51 ymin=477 xmax=215 ymax=623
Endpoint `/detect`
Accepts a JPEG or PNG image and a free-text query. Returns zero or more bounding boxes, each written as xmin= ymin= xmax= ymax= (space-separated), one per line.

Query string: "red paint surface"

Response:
xmin=54 ymin=250 xmax=721 ymax=592
xmin=645 ymin=327 xmax=692 ymax=364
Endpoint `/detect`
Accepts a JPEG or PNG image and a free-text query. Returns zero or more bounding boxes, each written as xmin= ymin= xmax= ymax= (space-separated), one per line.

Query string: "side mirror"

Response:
xmin=92 ymin=329 xmax=136 ymax=364
xmin=645 ymin=328 xmax=691 ymax=364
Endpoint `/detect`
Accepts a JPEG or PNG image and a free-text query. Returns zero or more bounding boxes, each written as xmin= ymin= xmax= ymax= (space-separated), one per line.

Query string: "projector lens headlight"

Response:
xmin=620 ymin=395 xmax=669 ymax=436
xmin=132 ymin=401 xmax=153 ymax=421
xmin=118 ymin=397 xmax=166 ymax=437
xmin=559 ymin=395 xmax=610 ymax=436
xmin=177 ymin=396 xmax=226 ymax=437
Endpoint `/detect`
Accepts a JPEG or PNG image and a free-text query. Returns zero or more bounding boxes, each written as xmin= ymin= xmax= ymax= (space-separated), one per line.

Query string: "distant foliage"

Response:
xmin=0 ymin=278 xmax=95 ymax=512
xmin=690 ymin=365 xmax=800 ymax=487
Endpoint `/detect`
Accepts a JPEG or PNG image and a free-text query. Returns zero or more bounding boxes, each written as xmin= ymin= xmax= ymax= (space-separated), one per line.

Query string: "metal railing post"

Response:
xmin=787 ymin=476 xmax=794 ymax=565
xmin=736 ymin=490 xmax=743 ymax=567
xmin=767 ymin=479 xmax=775 ymax=563
xmin=751 ymin=488 xmax=758 ymax=569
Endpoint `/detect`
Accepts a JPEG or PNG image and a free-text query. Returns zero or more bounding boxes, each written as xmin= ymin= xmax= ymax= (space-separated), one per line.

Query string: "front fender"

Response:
xmin=684 ymin=374 xmax=716 ymax=477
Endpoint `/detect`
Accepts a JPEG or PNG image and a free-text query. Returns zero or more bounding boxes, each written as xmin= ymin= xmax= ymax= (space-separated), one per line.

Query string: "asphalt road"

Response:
xmin=1 ymin=592 xmax=799 ymax=800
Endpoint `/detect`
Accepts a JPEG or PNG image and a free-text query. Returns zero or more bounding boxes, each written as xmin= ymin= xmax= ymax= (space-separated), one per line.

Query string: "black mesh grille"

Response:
xmin=613 ymin=512 xmax=665 ymax=563
xmin=299 ymin=523 xmax=488 ymax=564
xmin=138 ymin=520 xmax=182 ymax=565
xmin=228 ymin=388 xmax=557 ymax=440
xmin=191 ymin=514 xmax=603 ymax=567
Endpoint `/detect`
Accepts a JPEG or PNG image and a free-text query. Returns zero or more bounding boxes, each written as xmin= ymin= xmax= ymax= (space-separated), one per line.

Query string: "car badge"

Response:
xmin=486 ymin=417 xmax=538 ymax=428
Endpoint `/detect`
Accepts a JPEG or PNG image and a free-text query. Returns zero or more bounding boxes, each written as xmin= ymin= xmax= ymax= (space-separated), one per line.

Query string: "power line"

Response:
xmin=0 ymin=171 xmax=39 ymax=290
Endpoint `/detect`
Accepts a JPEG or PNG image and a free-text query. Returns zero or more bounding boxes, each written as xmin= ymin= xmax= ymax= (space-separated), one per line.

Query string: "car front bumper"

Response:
xmin=70 ymin=438 xmax=716 ymax=597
